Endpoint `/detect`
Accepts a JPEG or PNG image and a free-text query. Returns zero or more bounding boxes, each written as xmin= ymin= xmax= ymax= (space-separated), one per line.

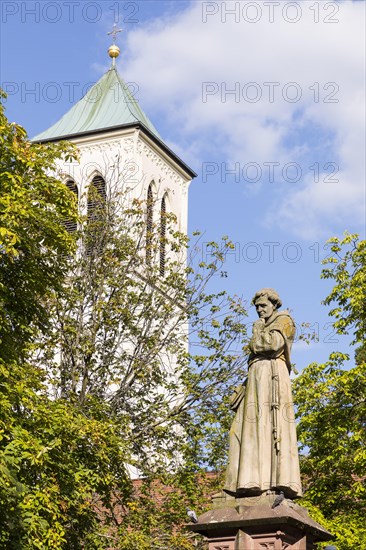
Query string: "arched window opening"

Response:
xmin=86 ymin=175 xmax=107 ymax=255
xmin=146 ymin=184 xmax=153 ymax=266
xmin=65 ymin=179 xmax=78 ymax=233
xmin=160 ymin=195 xmax=167 ymax=277
xmin=87 ymin=175 xmax=106 ymax=222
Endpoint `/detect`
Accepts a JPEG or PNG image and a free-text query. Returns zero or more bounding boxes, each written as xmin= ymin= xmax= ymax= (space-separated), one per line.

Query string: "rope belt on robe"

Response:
xmin=271 ymin=358 xmax=280 ymax=483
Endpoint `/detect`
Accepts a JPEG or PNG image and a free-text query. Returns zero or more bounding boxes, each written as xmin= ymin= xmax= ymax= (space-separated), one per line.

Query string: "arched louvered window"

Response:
xmin=160 ymin=195 xmax=167 ymax=277
xmin=146 ymin=184 xmax=153 ymax=265
xmin=87 ymin=175 xmax=106 ymax=221
xmin=86 ymin=175 xmax=107 ymax=255
xmin=65 ymin=179 xmax=78 ymax=233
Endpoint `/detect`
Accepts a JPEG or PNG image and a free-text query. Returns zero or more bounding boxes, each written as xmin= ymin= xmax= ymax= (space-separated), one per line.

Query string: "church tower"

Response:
xmin=31 ymin=33 xmax=196 ymax=452
xmin=33 ymin=30 xmax=196 ymax=244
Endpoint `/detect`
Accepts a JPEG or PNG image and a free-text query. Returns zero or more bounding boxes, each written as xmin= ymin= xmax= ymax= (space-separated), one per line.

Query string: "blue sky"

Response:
xmin=1 ymin=0 xmax=365 ymax=371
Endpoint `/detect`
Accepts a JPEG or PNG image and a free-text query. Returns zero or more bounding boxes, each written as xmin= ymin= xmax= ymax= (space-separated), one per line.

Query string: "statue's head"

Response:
xmin=252 ymin=288 xmax=282 ymax=321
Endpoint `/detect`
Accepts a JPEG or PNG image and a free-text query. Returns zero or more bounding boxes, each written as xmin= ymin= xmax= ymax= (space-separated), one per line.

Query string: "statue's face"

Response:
xmin=254 ymin=297 xmax=275 ymax=321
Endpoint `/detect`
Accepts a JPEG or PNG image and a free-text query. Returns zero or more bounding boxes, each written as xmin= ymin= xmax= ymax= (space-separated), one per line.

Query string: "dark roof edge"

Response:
xmin=33 ymin=122 xmax=197 ymax=179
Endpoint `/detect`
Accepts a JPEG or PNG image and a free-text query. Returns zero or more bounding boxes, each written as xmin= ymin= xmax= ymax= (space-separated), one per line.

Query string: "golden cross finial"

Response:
xmin=107 ymin=23 xmax=122 ymax=66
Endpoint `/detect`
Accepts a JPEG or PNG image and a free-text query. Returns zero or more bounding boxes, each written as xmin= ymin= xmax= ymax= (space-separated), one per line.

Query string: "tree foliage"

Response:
xmin=0 ymin=96 xmax=133 ymax=548
xmin=0 ymin=91 xmax=77 ymax=363
xmin=293 ymin=234 xmax=366 ymax=549
xmin=321 ymin=233 xmax=366 ymax=344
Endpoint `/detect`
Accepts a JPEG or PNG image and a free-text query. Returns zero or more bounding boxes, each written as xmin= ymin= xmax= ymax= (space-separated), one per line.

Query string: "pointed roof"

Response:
xmin=33 ymin=66 xmax=161 ymax=142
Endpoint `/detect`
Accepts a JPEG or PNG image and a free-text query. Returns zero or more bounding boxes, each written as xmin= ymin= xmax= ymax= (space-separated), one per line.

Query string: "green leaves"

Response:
xmin=294 ymin=360 xmax=366 ymax=548
xmin=0 ymin=365 xmax=132 ymax=548
xmin=0 ymin=99 xmax=78 ymax=365
xmin=293 ymin=234 xmax=366 ymax=549
xmin=321 ymin=233 xmax=366 ymax=345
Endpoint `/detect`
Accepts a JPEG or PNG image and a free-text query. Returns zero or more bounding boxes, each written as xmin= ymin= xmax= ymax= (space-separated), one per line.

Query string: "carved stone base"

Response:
xmin=187 ymin=494 xmax=332 ymax=550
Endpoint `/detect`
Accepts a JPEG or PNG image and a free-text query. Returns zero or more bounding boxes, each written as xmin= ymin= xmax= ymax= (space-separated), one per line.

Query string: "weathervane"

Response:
xmin=107 ymin=23 xmax=122 ymax=66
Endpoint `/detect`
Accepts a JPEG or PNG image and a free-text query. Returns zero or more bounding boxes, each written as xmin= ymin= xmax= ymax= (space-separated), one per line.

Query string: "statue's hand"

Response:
xmin=251 ymin=318 xmax=265 ymax=341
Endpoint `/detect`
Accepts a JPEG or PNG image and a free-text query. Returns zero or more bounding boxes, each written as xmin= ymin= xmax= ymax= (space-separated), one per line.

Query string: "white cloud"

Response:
xmin=121 ymin=0 xmax=365 ymax=238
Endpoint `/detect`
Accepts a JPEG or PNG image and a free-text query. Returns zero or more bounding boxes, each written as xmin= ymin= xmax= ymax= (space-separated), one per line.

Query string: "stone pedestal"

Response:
xmin=187 ymin=493 xmax=332 ymax=550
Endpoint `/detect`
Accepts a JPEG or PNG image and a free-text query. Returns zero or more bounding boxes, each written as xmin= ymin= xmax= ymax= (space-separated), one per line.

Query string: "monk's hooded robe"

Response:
xmin=224 ymin=310 xmax=302 ymax=499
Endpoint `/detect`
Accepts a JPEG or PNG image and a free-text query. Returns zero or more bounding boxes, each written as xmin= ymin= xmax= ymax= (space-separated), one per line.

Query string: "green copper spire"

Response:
xmin=33 ymin=66 xmax=160 ymax=142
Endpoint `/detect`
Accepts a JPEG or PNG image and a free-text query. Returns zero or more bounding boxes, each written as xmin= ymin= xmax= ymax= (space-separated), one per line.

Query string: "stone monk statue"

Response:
xmin=224 ymin=288 xmax=302 ymax=499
